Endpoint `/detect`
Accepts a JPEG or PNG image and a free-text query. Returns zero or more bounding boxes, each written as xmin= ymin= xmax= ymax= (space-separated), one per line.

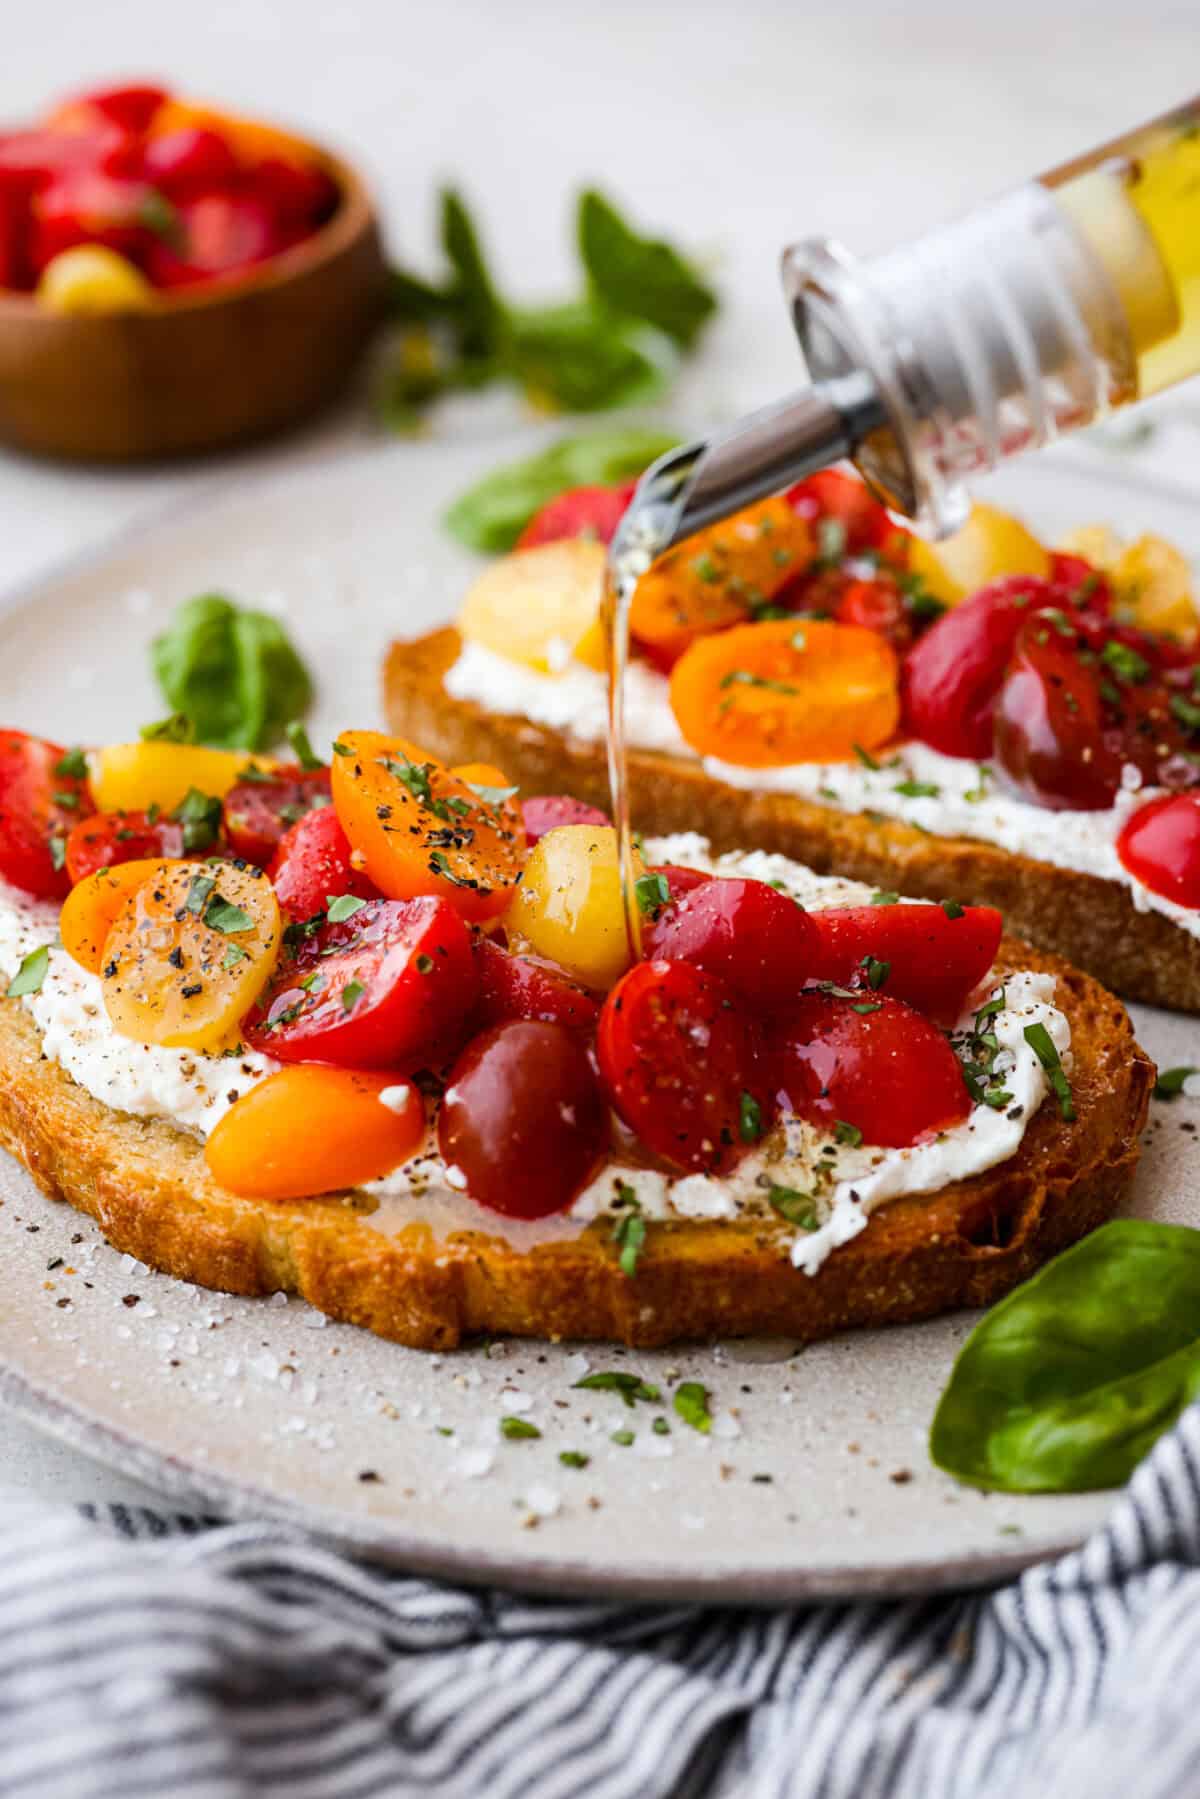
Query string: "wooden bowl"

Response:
xmin=0 ymin=148 xmax=388 ymax=462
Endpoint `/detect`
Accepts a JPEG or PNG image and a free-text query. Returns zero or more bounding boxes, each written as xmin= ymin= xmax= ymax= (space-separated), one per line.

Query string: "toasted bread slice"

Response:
xmin=0 ymin=933 xmax=1152 ymax=1349
xmin=384 ymin=628 xmax=1200 ymax=1013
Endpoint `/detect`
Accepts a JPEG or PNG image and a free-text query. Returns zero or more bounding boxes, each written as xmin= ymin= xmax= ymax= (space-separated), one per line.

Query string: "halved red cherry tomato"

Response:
xmin=268 ymin=805 xmax=378 ymax=922
xmin=834 ymin=572 xmax=913 ymax=652
xmin=145 ymin=192 xmax=280 ymax=287
xmin=245 ymin=155 xmax=338 ymax=228
xmin=244 ymin=896 xmax=477 ymax=1068
xmin=642 ymin=877 xmax=818 ymax=1014
xmin=0 ymin=730 xmax=92 ymax=899
xmin=29 ymin=170 xmax=162 ymax=274
xmin=1118 ymin=793 xmax=1200 ymax=909
xmin=806 ymin=902 xmax=1003 ymax=1024
xmin=473 ymin=937 xmax=600 ymax=1035
xmin=516 ymin=480 xmax=637 ymax=551
xmin=597 ymin=960 xmax=769 ymax=1175
xmin=901 ymin=576 xmax=1058 ymax=759
xmin=768 ymin=991 xmax=970 ymax=1148
xmin=992 ymin=612 xmax=1123 ymax=810
xmin=786 ymin=468 xmax=909 ymax=562
xmin=64 ymin=807 xmax=185 ymax=884
xmin=223 ymin=765 xmax=331 ymax=867
xmin=1049 ymin=552 xmax=1113 ymax=613
xmin=521 ymin=793 xmax=609 ymax=847
xmin=438 ymin=1020 xmax=608 ymax=1217
xmin=142 ymin=127 xmax=239 ymax=200
xmin=68 ymin=84 xmax=167 ymax=135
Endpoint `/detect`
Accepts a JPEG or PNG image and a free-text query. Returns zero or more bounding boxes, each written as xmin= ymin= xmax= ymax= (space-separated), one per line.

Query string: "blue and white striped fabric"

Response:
xmin=3 ymin=1408 xmax=1200 ymax=1798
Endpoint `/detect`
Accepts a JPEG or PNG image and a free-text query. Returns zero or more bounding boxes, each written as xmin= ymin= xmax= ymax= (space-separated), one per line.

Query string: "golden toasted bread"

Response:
xmin=383 ymin=628 xmax=1200 ymax=1013
xmin=0 ymin=931 xmax=1153 ymax=1348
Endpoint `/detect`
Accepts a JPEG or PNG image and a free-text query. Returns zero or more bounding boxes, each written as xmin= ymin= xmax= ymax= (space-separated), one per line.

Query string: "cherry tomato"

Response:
xmin=473 ymin=937 xmax=600 ymax=1035
xmin=1049 ymin=552 xmax=1113 ymax=613
xmin=992 ymin=612 xmax=1124 ymax=809
xmin=0 ymin=187 xmax=28 ymax=287
xmin=223 ymin=765 xmax=332 ymax=867
xmin=515 ymin=480 xmax=638 ymax=550
xmin=438 ymin=1020 xmax=608 ymax=1217
xmin=834 ymin=571 xmax=913 ymax=652
xmin=0 ymin=730 xmax=92 ymax=899
xmin=807 ymin=902 xmax=1003 ymax=1023
xmin=642 ymin=877 xmax=818 ymax=1014
xmin=1118 ymin=793 xmax=1200 ymax=909
xmin=142 ymin=127 xmax=240 ymax=200
xmin=145 ymin=192 xmax=280 ymax=287
xmin=29 ymin=170 xmax=161 ymax=274
xmin=901 ymin=575 xmax=1058 ymax=759
xmin=521 ymin=793 xmax=609 ymax=847
xmin=649 ymin=864 xmax=711 ymax=905
xmin=69 ymin=84 xmax=167 ymax=135
xmin=269 ymin=805 xmax=378 ymax=922
xmin=0 ymin=128 xmax=116 ymax=190
xmin=786 ymin=469 xmax=909 ymax=562
xmin=245 ymin=155 xmax=338 ymax=227
xmin=597 ymin=960 xmax=768 ymax=1175
xmin=768 ymin=991 xmax=970 ymax=1148
xmin=207 ymin=1067 xmax=424 ymax=1202
xmin=769 ymin=562 xmax=855 ymax=619
xmin=244 ymin=896 xmax=477 ymax=1068
xmin=64 ymin=808 xmax=185 ymax=885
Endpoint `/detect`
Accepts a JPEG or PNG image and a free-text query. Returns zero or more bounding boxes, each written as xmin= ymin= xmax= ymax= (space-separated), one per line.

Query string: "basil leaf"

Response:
xmin=140 ymin=712 xmax=195 ymax=744
xmin=507 ymin=301 xmax=670 ymax=415
xmin=8 ymin=945 xmax=49 ymax=998
xmin=1155 ymin=1066 xmax=1198 ymax=1101
xmin=440 ymin=187 xmax=505 ymax=359
xmin=572 ymin=1370 xmax=660 ymax=1408
xmin=325 ymin=894 xmax=367 ymax=923
xmin=578 ymin=189 xmax=717 ymax=349
xmin=673 ymin=1381 xmax=713 ymax=1435
xmin=444 ymin=426 xmax=680 ymax=552
xmin=204 ymin=895 xmax=255 ymax=935
xmin=930 ymin=1221 xmax=1200 ymax=1493
xmin=499 ymin=1416 xmax=541 ymax=1441
xmin=151 ymin=594 xmax=313 ymax=753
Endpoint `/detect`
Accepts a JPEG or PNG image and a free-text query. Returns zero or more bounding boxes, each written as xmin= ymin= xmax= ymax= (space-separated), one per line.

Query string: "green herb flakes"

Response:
xmin=940 ymin=898 xmax=966 ymax=920
xmin=8 ymin=945 xmax=49 ymax=998
xmin=572 ymin=1370 xmax=660 ymax=1408
xmin=499 ymin=1416 xmax=541 ymax=1441
xmin=1155 ymin=1066 xmax=1198 ymax=1101
xmin=204 ymin=895 xmax=255 ymax=935
xmin=342 ymin=979 xmax=366 ymax=1013
xmin=559 ymin=1450 xmax=590 ymax=1469
xmin=325 ymin=894 xmax=368 ymax=924
xmin=610 ymin=1429 xmax=635 ymax=1447
xmin=285 ymin=721 xmax=324 ymax=771
xmin=767 ymin=1185 xmax=818 ymax=1230
xmin=53 ymin=747 xmax=88 ymax=781
xmin=1024 ymin=1021 xmax=1075 ymax=1120
xmin=634 ymin=872 xmax=671 ymax=919
xmin=673 ymin=1381 xmax=713 ymax=1435
xmin=738 ymin=1090 xmax=763 ymax=1143
xmin=834 ymin=1119 xmax=864 ymax=1148
xmin=870 ymin=890 xmax=900 ymax=907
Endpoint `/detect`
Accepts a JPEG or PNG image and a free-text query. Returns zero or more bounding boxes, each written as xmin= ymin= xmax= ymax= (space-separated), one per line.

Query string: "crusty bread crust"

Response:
xmin=384 ymin=627 xmax=1200 ymax=1013
xmin=0 ymin=936 xmax=1153 ymax=1349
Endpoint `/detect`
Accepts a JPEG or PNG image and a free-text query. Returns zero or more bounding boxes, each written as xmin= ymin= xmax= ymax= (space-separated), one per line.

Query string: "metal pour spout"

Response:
xmin=655 ymin=372 xmax=883 ymax=552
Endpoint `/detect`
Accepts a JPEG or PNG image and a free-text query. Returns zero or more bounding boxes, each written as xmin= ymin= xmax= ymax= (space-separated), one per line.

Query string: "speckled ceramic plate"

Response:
xmin=0 ymin=434 xmax=1196 ymax=1602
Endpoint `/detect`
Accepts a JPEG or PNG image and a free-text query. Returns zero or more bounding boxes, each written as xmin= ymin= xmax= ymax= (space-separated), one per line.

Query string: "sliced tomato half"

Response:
xmin=0 ymin=730 xmax=92 ymax=899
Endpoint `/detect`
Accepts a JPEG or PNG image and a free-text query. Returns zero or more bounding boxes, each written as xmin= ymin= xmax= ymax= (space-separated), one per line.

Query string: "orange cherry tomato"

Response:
xmin=205 ymin=1066 xmax=424 ymax=1201
xmin=629 ymin=496 xmax=814 ymax=665
xmin=669 ymin=618 xmax=900 ymax=767
xmin=60 ymin=857 xmax=185 ymax=974
xmin=330 ymin=733 xmax=524 ymax=924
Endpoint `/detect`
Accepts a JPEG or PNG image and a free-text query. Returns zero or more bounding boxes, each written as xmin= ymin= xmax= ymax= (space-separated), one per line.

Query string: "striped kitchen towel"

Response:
xmin=2 ymin=1408 xmax=1200 ymax=1798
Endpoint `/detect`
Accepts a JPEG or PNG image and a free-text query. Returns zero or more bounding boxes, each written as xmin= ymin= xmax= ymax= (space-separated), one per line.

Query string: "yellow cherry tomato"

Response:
xmin=908 ymin=502 xmax=1050 ymax=605
xmin=89 ymin=743 xmax=265 ymax=815
xmin=102 ymin=860 xmax=280 ymax=1051
xmin=458 ymin=540 xmax=607 ymax=673
xmin=60 ymin=858 xmax=185 ymax=975
xmin=1059 ymin=525 xmax=1198 ymax=643
xmin=36 ymin=246 xmax=156 ymax=315
xmin=206 ymin=1067 xmax=425 ymax=1200
xmin=504 ymin=824 xmax=642 ymax=991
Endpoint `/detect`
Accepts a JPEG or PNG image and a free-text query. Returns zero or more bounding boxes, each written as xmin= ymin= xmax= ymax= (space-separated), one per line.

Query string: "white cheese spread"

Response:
xmin=444 ymin=639 xmax=1200 ymax=944
xmin=0 ymin=839 xmax=1070 ymax=1274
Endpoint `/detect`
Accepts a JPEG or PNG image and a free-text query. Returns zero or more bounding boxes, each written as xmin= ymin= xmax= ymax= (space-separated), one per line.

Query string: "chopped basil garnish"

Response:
xmin=767 ymin=1184 xmax=818 ymax=1230
xmin=428 ymin=850 xmax=467 ymax=885
xmin=652 ymin=1416 xmax=671 ymax=1435
xmin=415 ymin=953 xmax=435 ymax=975
xmin=895 ymin=778 xmax=940 ymax=799
xmin=53 ymin=747 xmax=88 ymax=780
xmin=285 ymin=721 xmax=324 ymax=771
xmin=8 ymin=945 xmax=49 ymax=998
xmin=738 ymin=1090 xmax=763 ymax=1143
xmin=834 ymin=1119 xmax=864 ymax=1147
xmin=342 ymin=979 xmax=366 ymax=1012
xmin=1170 ymin=693 xmax=1200 ymax=734
xmin=1024 ymin=1021 xmax=1075 ymax=1121
xmin=610 ymin=1429 xmax=635 ymax=1447
xmin=332 ymin=740 xmax=354 ymax=757
xmin=817 ymin=516 xmax=847 ymax=564
xmin=692 ymin=552 xmax=719 ymax=584
xmin=171 ymin=788 xmax=222 ymax=853
xmin=851 ymin=1001 xmax=881 ymax=1015
xmin=572 ymin=1370 xmax=660 ymax=1407
xmin=611 ymin=1181 xmax=646 ymax=1278
xmin=1154 ymin=1066 xmax=1198 ymax=1101
xmin=466 ymin=780 xmax=519 ymax=808
xmin=499 ymin=1416 xmax=541 ymax=1441
xmin=853 ymin=743 xmax=881 ymax=771
xmin=325 ymin=894 xmax=367 ymax=923
xmin=634 ymin=872 xmax=671 ymax=919
xmin=673 ymin=1381 xmax=713 ymax=1435
xmin=718 ymin=670 xmax=801 ymax=698
xmin=221 ymin=945 xmax=249 ymax=971
xmin=559 ymin=1450 xmax=590 ymax=1469
xmin=184 ymin=873 xmax=217 ymax=916
xmin=870 ymin=890 xmax=899 ymax=906
xmin=940 ymin=898 xmax=965 ymax=920
xmin=1100 ymin=639 xmax=1151 ymax=685
xmin=204 ymin=895 xmax=255 ymax=935
xmin=140 ymin=712 xmax=195 ymax=744
xmin=861 ymin=954 xmax=890 ymax=990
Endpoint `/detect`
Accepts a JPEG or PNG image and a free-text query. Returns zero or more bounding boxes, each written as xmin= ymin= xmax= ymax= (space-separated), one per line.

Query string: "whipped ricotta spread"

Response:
xmin=444 ymin=639 xmax=1200 ymax=944
xmin=0 ymin=837 xmax=1067 ymax=1274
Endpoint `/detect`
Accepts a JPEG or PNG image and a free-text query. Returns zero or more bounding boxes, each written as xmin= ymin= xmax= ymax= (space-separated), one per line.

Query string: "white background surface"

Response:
xmin=0 ymin=0 xmax=1196 ymax=1511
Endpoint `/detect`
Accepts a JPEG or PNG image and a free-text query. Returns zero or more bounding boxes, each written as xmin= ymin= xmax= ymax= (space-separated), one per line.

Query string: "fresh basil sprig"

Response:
xmin=151 ymin=594 xmax=313 ymax=753
xmin=378 ymin=186 xmax=715 ymax=431
xmin=930 ymin=1221 xmax=1200 ymax=1493
xmin=444 ymin=426 xmax=681 ymax=552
